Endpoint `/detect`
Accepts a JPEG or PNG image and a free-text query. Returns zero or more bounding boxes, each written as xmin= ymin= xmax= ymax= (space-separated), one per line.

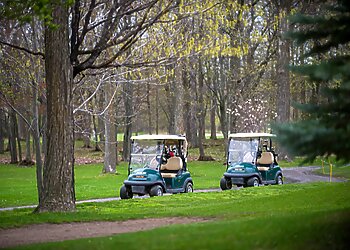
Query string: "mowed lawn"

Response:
xmin=0 ymin=161 xmax=226 ymax=208
xmin=0 ymin=182 xmax=349 ymax=249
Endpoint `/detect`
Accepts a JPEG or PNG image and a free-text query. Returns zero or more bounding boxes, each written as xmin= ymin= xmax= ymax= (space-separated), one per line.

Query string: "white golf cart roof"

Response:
xmin=229 ymin=133 xmax=276 ymax=139
xmin=130 ymin=134 xmax=187 ymax=141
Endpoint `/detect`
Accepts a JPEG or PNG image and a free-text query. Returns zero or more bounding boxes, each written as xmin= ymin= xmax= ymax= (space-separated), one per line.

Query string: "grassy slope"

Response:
xmin=2 ymin=182 xmax=350 ymax=249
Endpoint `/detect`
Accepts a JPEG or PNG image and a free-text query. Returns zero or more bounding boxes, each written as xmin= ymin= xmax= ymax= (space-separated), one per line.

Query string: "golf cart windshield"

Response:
xmin=129 ymin=140 xmax=164 ymax=171
xmin=228 ymin=139 xmax=259 ymax=164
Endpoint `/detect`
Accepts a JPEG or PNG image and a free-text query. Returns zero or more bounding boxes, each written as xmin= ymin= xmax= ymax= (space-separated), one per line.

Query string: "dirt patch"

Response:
xmin=0 ymin=217 xmax=207 ymax=249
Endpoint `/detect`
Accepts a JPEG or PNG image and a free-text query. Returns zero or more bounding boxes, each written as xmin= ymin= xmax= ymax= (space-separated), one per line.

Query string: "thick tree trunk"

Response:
xmin=35 ymin=4 xmax=75 ymax=212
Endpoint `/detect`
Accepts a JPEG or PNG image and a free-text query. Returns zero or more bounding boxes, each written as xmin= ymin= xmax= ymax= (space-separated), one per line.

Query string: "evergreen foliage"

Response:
xmin=274 ymin=0 xmax=350 ymax=161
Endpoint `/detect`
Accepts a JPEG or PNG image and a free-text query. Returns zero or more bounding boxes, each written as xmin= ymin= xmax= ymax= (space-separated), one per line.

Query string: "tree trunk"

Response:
xmin=155 ymin=87 xmax=159 ymax=135
xmin=210 ymin=99 xmax=217 ymax=140
xmin=122 ymin=79 xmax=133 ymax=162
xmin=275 ymin=1 xmax=291 ymax=160
xmin=0 ymin=108 xmax=5 ymax=154
xmin=15 ymin=116 xmax=22 ymax=163
xmin=35 ymin=4 xmax=75 ymax=212
xmin=103 ymin=80 xmax=117 ymax=173
xmin=9 ymin=110 xmax=18 ymax=164
xmin=197 ymin=58 xmax=208 ymax=160
xmin=146 ymin=83 xmax=152 ymax=135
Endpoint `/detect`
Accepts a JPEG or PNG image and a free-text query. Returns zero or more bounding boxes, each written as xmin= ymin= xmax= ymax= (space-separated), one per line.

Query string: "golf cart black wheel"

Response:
xmin=150 ymin=185 xmax=163 ymax=197
xmin=247 ymin=177 xmax=259 ymax=187
xmin=220 ymin=177 xmax=232 ymax=190
xmin=120 ymin=185 xmax=133 ymax=199
xmin=184 ymin=182 xmax=194 ymax=193
xmin=276 ymin=175 xmax=283 ymax=185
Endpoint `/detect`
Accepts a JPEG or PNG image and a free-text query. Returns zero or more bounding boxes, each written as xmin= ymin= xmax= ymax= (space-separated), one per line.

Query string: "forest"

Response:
xmin=1 ymin=0 xmax=349 ymax=213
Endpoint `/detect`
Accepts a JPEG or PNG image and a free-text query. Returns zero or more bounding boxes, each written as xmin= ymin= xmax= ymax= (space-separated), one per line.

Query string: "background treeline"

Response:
xmin=0 ymin=0 xmax=336 ymax=167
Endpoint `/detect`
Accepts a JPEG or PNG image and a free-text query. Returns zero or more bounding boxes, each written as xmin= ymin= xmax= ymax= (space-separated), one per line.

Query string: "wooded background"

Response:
xmin=0 ymin=0 xmax=343 ymax=211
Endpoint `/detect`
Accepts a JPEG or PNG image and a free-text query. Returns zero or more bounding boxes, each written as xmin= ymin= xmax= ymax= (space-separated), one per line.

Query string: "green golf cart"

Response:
xmin=120 ymin=134 xmax=193 ymax=199
xmin=220 ymin=133 xmax=283 ymax=189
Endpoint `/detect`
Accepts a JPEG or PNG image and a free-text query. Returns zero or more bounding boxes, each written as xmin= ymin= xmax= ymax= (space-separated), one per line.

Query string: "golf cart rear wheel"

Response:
xmin=150 ymin=185 xmax=163 ymax=197
xmin=184 ymin=182 xmax=193 ymax=193
xmin=120 ymin=185 xmax=133 ymax=199
xmin=247 ymin=177 xmax=259 ymax=187
xmin=276 ymin=175 xmax=283 ymax=185
xmin=220 ymin=177 xmax=232 ymax=190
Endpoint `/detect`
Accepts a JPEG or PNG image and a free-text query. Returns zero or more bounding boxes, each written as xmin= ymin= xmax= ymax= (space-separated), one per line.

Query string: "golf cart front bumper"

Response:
xmin=124 ymin=180 xmax=164 ymax=187
xmin=224 ymin=173 xmax=259 ymax=184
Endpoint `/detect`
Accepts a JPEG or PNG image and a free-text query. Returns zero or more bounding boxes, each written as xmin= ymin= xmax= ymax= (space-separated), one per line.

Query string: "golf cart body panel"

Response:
xmin=221 ymin=133 xmax=283 ymax=189
xmin=120 ymin=134 xmax=193 ymax=198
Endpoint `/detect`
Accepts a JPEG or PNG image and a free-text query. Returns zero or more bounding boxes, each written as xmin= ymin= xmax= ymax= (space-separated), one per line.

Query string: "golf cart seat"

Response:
xmin=257 ymin=152 xmax=274 ymax=171
xmin=161 ymin=157 xmax=183 ymax=178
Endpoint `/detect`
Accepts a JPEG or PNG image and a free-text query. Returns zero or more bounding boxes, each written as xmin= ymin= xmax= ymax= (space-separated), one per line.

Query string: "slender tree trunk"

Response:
xmin=82 ymin=113 xmax=92 ymax=148
xmin=123 ymin=78 xmax=133 ymax=162
xmin=35 ymin=4 xmax=75 ymax=212
xmin=146 ymin=83 xmax=152 ymax=135
xmin=0 ymin=108 xmax=5 ymax=154
xmin=103 ymin=80 xmax=117 ymax=173
xmin=24 ymin=129 xmax=31 ymax=162
xmin=155 ymin=87 xmax=159 ymax=135
xmin=9 ymin=110 xmax=18 ymax=164
xmin=15 ymin=116 xmax=22 ymax=163
xmin=210 ymin=99 xmax=217 ymax=140
xmin=275 ymin=1 xmax=291 ymax=159
xmin=197 ymin=58 xmax=206 ymax=159
xmin=92 ymin=113 xmax=101 ymax=151
xmin=98 ymin=90 xmax=105 ymax=142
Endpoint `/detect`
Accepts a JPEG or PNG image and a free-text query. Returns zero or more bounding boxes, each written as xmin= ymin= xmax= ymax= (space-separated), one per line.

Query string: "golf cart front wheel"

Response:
xmin=276 ymin=175 xmax=283 ymax=185
xmin=184 ymin=182 xmax=193 ymax=193
xmin=120 ymin=185 xmax=133 ymax=199
xmin=150 ymin=185 xmax=163 ymax=197
xmin=247 ymin=177 xmax=259 ymax=187
xmin=220 ymin=177 xmax=232 ymax=190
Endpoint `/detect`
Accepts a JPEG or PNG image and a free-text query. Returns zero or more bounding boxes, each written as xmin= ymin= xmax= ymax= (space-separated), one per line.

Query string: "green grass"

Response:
xmin=18 ymin=209 xmax=348 ymax=250
xmin=2 ymin=157 xmax=350 ymax=208
xmin=1 ymin=182 xmax=350 ymax=249
xmin=314 ymin=165 xmax=350 ymax=180
xmin=0 ymin=161 xmax=225 ymax=208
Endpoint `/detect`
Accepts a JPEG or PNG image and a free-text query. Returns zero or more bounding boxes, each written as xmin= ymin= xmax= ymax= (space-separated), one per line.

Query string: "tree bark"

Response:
xmin=9 ymin=110 xmax=18 ymax=164
xmin=103 ymin=80 xmax=117 ymax=173
xmin=122 ymin=78 xmax=133 ymax=162
xmin=275 ymin=1 xmax=291 ymax=159
xmin=35 ymin=4 xmax=75 ymax=212
xmin=0 ymin=108 xmax=5 ymax=154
